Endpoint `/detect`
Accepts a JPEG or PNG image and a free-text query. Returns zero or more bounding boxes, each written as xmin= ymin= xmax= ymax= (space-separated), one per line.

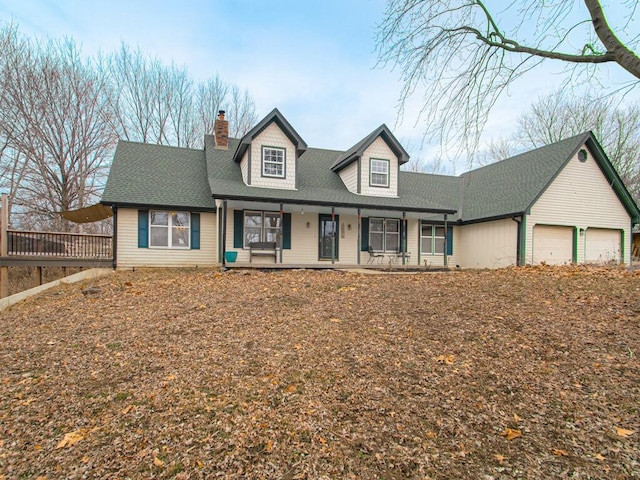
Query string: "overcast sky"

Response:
xmin=0 ymin=0 xmax=637 ymax=173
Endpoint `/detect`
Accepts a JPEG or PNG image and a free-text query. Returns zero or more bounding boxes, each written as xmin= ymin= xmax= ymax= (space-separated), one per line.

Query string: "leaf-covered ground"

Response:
xmin=1 ymin=266 xmax=639 ymax=479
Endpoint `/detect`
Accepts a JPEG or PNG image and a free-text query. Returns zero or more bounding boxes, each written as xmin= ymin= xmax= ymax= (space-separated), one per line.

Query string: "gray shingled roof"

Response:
xmin=331 ymin=124 xmax=409 ymax=171
xmin=457 ymin=133 xmax=588 ymax=222
xmin=101 ymin=141 xmax=217 ymax=210
xmin=102 ymin=129 xmax=640 ymax=223
xmin=205 ymin=136 xmax=453 ymax=213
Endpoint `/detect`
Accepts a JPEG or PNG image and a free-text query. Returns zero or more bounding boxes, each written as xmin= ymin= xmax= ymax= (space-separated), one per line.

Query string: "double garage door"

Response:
xmin=532 ymin=225 xmax=621 ymax=265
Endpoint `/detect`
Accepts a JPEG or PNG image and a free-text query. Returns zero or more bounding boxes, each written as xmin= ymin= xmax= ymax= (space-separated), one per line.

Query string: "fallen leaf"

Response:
xmin=426 ymin=431 xmax=437 ymax=439
xmin=494 ymin=454 xmax=506 ymax=463
xmin=153 ymin=456 xmax=164 ymax=467
xmin=56 ymin=430 xmax=86 ymax=449
xmin=264 ymin=440 xmax=274 ymax=453
xmin=500 ymin=428 xmax=522 ymax=441
xmin=434 ymin=354 xmax=455 ymax=364
xmin=329 ymin=318 xmax=341 ymax=323
xmin=594 ymin=453 xmax=605 ymax=461
xmin=122 ymin=404 xmax=135 ymax=414
xmin=551 ymin=448 xmax=569 ymax=456
xmin=513 ymin=413 xmax=522 ymax=422
xmin=615 ymin=427 xmax=636 ymax=437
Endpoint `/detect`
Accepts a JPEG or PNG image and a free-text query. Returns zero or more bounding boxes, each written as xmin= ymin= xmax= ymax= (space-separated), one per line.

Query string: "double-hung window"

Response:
xmin=370 ymin=158 xmax=390 ymax=187
xmin=369 ymin=218 xmax=400 ymax=252
xmin=244 ymin=211 xmax=281 ymax=247
xmin=421 ymin=224 xmax=445 ymax=255
xmin=150 ymin=211 xmax=190 ymax=248
xmin=262 ymin=147 xmax=285 ymax=178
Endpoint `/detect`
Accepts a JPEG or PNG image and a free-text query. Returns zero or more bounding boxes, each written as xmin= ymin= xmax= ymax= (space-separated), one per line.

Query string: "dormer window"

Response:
xmin=370 ymin=158 xmax=390 ymax=187
xmin=262 ymin=146 xmax=286 ymax=178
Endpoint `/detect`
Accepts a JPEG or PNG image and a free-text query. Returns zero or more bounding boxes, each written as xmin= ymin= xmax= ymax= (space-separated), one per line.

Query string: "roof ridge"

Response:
xmin=117 ymin=139 xmax=203 ymax=154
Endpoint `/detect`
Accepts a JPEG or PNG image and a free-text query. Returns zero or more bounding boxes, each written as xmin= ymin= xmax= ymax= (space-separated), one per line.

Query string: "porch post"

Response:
xmin=402 ymin=211 xmax=407 ymax=265
xmin=0 ymin=194 xmax=8 ymax=299
xmin=357 ymin=208 xmax=361 ymax=265
xmin=222 ymin=199 xmax=228 ymax=269
xmin=112 ymin=206 xmax=118 ymax=269
xmin=331 ymin=206 xmax=336 ymax=265
xmin=443 ymin=213 xmax=449 ymax=268
xmin=279 ymin=203 xmax=284 ymax=264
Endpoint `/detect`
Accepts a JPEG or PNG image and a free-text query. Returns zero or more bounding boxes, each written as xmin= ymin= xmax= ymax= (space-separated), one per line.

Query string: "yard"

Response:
xmin=0 ymin=266 xmax=639 ymax=479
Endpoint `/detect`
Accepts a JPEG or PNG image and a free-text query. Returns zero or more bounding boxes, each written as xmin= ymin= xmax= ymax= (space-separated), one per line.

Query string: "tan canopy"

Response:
xmin=60 ymin=204 xmax=113 ymax=223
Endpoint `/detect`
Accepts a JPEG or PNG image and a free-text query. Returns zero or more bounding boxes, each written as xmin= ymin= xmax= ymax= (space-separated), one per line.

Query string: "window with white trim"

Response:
xmin=150 ymin=211 xmax=190 ymax=248
xmin=369 ymin=218 xmax=400 ymax=252
xmin=370 ymin=158 xmax=390 ymax=187
xmin=244 ymin=211 xmax=282 ymax=248
xmin=421 ymin=224 xmax=445 ymax=254
xmin=262 ymin=147 xmax=285 ymax=178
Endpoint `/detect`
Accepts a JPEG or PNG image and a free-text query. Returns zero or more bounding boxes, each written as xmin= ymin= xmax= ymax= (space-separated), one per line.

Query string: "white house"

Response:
xmin=101 ymin=109 xmax=640 ymax=269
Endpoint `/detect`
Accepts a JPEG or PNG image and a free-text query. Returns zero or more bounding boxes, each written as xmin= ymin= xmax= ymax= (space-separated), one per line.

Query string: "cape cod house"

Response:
xmin=101 ymin=109 xmax=640 ymax=269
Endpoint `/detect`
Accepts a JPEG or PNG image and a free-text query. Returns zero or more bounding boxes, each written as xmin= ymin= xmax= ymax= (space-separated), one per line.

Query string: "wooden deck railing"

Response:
xmin=6 ymin=230 xmax=113 ymax=259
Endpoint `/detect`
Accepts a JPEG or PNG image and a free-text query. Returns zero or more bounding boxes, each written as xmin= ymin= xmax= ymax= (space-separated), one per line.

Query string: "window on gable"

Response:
xmin=369 ymin=218 xmax=400 ymax=252
xmin=370 ymin=158 xmax=390 ymax=187
xmin=150 ymin=210 xmax=190 ymax=248
xmin=421 ymin=224 xmax=445 ymax=255
xmin=244 ymin=211 xmax=282 ymax=248
xmin=262 ymin=147 xmax=285 ymax=178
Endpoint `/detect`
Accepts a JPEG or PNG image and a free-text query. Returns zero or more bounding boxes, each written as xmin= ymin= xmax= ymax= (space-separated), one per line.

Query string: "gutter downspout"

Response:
xmin=511 ymin=215 xmax=526 ymax=266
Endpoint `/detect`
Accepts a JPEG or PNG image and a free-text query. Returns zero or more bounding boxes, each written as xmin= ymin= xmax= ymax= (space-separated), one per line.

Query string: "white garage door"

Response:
xmin=585 ymin=228 xmax=620 ymax=264
xmin=533 ymin=225 xmax=573 ymax=265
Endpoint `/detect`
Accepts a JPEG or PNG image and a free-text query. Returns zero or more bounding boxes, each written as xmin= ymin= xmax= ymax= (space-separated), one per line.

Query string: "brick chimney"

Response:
xmin=214 ymin=110 xmax=229 ymax=149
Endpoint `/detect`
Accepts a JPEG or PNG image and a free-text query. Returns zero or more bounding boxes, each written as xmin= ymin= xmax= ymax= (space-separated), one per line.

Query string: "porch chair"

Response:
xmin=367 ymin=246 xmax=384 ymax=264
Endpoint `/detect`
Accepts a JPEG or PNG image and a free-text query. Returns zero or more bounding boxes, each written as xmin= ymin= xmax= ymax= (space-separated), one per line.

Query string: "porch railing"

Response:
xmin=6 ymin=230 xmax=113 ymax=259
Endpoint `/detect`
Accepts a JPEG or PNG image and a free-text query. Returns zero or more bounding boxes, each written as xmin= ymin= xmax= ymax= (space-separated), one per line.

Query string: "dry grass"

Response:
xmin=1 ymin=265 xmax=639 ymax=479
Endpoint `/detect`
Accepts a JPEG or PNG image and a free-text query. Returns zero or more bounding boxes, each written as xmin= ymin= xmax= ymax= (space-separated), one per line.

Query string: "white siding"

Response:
xmin=339 ymin=161 xmax=358 ymax=193
xmin=532 ymin=225 xmax=574 ymax=265
xmin=240 ymin=150 xmax=249 ymax=184
xmin=249 ymin=123 xmax=297 ymax=190
xmin=360 ymin=138 xmax=399 ymax=197
xmin=459 ymin=219 xmax=517 ymax=269
xmin=117 ymin=208 xmax=217 ymax=268
xmin=224 ymin=211 xmax=363 ymax=265
xmin=585 ymin=228 xmax=621 ymax=264
xmin=526 ymin=146 xmax=632 ymax=264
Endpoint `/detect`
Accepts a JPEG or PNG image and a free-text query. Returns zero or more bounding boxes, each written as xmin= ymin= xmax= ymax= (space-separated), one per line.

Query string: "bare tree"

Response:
xmin=107 ymin=45 xmax=257 ymax=148
xmin=377 ymin=0 xmax=640 ymax=155
xmin=515 ymin=90 xmax=640 ymax=201
xmin=0 ymin=24 xmax=116 ymax=231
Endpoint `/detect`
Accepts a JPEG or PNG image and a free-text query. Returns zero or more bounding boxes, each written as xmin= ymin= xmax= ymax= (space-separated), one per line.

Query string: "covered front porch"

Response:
xmin=214 ymin=198 xmax=455 ymax=269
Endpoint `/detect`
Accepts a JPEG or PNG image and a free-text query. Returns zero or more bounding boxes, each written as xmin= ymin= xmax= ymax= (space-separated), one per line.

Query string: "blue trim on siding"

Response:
xmin=191 ymin=213 xmax=200 ymax=250
xmin=138 ymin=210 xmax=149 ymax=248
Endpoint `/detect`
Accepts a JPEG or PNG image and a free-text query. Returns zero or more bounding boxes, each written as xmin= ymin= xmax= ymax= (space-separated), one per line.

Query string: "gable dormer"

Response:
xmin=232 ymin=108 xmax=307 ymax=190
xmin=331 ymin=125 xmax=409 ymax=198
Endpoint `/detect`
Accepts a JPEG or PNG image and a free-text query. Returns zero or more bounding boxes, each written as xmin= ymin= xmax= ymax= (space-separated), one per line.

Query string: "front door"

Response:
xmin=319 ymin=214 xmax=339 ymax=260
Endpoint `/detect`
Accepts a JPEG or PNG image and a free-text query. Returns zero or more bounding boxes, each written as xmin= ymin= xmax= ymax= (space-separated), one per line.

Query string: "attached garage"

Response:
xmin=532 ymin=225 xmax=574 ymax=265
xmin=585 ymin=228 xmax=621 ymax=264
